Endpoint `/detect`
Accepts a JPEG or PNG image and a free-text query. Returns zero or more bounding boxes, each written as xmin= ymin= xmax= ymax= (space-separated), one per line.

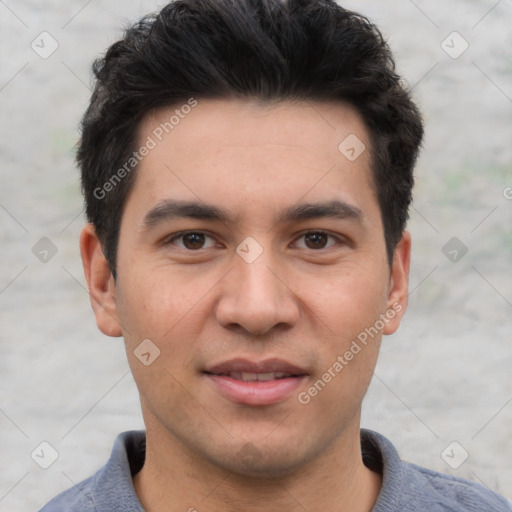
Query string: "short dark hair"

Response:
xmin=78 ymin=0 xmax=423 ymax=275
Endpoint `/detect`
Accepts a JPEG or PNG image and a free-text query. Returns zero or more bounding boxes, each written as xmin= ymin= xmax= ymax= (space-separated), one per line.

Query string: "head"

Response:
xmin=79 ymin=0 xmax=422 ymax=479
xmin=79 ymin=0 xmax=423 ymax=277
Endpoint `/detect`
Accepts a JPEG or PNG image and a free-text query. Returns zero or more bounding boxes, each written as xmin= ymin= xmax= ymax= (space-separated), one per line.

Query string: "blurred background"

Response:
xmin=1 ymin=1 xmax=511 ymax=510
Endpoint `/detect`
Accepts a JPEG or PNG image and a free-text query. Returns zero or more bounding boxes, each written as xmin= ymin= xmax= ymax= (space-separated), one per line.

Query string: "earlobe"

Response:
xmin=80 ymin=224 xmax=123 ymax=337
xmin=383 ymin=230 xmax=411 ymax=335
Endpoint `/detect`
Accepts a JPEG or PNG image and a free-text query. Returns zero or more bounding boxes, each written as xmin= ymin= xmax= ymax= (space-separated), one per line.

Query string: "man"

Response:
xmin=40 ymin=0 xmax=511 ymax=510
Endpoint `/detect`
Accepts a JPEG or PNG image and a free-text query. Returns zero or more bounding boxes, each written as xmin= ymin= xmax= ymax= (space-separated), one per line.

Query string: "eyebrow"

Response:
xmin=142 ymin=199 xmax=363 ymax=228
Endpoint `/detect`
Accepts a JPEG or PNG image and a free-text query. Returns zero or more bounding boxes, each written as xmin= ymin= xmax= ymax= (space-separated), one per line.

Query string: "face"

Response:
xmin=82 ymin=98 xmax=410 ymax=478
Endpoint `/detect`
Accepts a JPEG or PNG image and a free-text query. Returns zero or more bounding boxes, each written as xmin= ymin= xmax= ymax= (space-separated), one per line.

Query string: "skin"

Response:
xmin=81 ymin=98 xmax=410 ymax=512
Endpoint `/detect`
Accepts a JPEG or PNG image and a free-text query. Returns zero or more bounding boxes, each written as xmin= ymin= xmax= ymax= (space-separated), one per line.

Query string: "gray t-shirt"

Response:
xmin=39 ymin=429 xmax=511 ymax=511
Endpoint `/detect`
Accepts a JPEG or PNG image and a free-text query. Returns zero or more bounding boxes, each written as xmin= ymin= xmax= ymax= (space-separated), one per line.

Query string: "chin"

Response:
xmin=204 ymin=440 xmax=321 ymax=480
xmin=221 ymin=456 xmax=305 ymax=480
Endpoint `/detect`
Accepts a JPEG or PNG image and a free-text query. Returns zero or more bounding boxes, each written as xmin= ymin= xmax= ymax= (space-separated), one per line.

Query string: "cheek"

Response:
xmin=115 ymin=263 xmax=219 ymax=384
xmin=299 ymin=262 xmax=390 ymax=334
xmin=297 ymin=263 xmax=388 ymax=400
xmin=116 ymin=262 xmax=197 ymax=334
xmin=301 ymin=277 xmax=385 ymax=423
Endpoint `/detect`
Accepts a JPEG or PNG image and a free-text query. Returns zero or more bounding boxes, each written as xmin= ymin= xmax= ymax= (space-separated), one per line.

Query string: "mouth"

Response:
xmin=203 ymin=358 xmax=308 ymax=406
xmin=207 ymin=371 xmax=300 ymax=382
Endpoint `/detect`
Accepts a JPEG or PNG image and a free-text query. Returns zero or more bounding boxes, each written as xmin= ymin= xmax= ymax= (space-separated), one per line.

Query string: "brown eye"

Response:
xmin=167 ymin=231 xmax=216 ymax=250
xmin=294 ymin=231 xmax=338 ymax=250
xmin=182 ymin=232 xmax=206 ymax=250
xmin=304 ymin=232 xmax=328 ymax=249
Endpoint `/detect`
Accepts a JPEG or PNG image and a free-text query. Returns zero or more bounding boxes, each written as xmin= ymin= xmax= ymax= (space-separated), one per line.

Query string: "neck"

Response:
xmin=133 ymin=417 xmax=382 ymax=512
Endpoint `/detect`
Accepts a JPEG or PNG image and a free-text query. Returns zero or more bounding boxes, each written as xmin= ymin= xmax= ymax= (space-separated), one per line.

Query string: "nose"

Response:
xmin=215 ymin=249 xmax=300 ymax=337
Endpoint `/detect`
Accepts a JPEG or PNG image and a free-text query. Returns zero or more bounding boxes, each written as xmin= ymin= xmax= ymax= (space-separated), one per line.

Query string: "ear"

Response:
xmin=383 ymin=230 xmax=411 ymax=335
xmin=80 ymin=223 xmax=123 ymax=337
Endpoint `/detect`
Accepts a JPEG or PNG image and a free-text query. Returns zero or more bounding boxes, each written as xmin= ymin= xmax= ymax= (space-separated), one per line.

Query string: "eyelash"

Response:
xmin=164 ymin=230 xmax=344 ymax=251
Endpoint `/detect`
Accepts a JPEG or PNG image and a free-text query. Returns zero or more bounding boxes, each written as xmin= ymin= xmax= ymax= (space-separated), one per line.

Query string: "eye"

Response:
xmin=166 ymin=231 xmax=217 ymax=250
xmin=294 ymin=231 xmax=339 ymax=250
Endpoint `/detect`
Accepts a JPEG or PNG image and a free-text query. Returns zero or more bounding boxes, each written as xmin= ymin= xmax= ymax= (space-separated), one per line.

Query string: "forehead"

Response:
xmin=125 ymin=98 xmax=378 ymax=225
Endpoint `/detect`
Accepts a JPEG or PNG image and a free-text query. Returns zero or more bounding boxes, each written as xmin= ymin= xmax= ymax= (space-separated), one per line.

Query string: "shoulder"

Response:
xmin=38 ymin=430 xmax=146 ymax=512
xmin=361 ymin=429 xmax=511 ymax=512
xmin=39 ymin=476 xmax=96 ymax=511
xmin=402 ymin=460 xmax=511 ymax=512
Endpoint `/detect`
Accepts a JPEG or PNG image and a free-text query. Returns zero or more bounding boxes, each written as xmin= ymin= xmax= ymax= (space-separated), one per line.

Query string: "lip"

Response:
xmin=204 ymin=358 xmax=308 ymax=406
xmin=205 ymin=357 xmax=307 ymax=375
